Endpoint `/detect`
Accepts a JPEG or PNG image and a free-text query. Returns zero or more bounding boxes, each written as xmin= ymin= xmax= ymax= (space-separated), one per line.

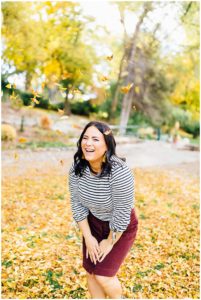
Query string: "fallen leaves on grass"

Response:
xmin=1 ymin=165 xmax=199 ymax=299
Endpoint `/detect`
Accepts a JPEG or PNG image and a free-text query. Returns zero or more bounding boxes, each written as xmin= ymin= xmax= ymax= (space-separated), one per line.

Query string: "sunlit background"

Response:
xmin=2 ymin=1 xmax=199 ymax=142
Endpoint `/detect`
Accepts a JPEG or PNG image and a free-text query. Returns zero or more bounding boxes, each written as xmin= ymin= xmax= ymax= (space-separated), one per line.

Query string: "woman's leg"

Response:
xmin=94 ymin=275 xmax=122 ymax=299
xmin=86 ymin=272 xmax=107 ymax=299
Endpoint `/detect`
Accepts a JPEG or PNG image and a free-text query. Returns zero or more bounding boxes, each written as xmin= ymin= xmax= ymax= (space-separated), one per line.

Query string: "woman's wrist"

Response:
xmin=107 ymin=230 xmax=123 ymax=245
xmin=84 ymin=233 xmax=93 ymax=240
xmin=107 ymin=231 xmax=117 ymax=245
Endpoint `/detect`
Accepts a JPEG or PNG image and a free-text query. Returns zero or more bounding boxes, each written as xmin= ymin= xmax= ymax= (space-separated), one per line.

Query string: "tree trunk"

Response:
xmin=64 ymin=89 xmax=71 ymax=115
xmin=109 ymin=6 xmax=128 ymax=121
xmin=109 ymin=53 xmax=126 ymax=120
xmin=25 ymin=72 xmax=32 ymax=91
xmin=119 ymin=3 xmax=152 ymax=135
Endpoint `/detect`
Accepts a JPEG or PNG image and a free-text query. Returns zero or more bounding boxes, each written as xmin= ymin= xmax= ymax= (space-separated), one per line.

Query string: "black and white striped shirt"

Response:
xmin=68 ymin=155 xmax=134 ymax=232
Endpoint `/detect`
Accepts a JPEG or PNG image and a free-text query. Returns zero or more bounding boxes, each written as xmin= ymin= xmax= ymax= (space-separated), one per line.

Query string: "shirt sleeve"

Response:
xmin=109 ymin=165 xmax=134 ymax=232
xmin=68 ymin=164 xmax=89 ymax=222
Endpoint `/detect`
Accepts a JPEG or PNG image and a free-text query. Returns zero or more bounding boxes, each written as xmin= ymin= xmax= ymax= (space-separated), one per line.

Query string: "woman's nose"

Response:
xmin=86 ymin=139 xmax=92 ymax=145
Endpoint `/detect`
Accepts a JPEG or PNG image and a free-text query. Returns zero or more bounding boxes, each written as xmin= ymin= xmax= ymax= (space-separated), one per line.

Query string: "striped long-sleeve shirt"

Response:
xmin=68 ymin=155 xmax=134 ymax=232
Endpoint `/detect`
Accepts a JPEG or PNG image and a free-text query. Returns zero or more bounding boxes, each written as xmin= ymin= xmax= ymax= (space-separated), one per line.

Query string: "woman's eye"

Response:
xmin=93 ymin=139 xmax=99 ymax=142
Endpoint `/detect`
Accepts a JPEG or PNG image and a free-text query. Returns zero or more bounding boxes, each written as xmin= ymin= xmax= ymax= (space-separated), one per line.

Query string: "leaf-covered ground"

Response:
xmin=2 ymin=163 xmax=200 ymax=299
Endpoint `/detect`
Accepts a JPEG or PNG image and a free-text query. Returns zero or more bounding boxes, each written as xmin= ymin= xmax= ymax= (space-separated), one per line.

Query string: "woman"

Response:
xmin=68 ymin=121 xmax=138 ymax=299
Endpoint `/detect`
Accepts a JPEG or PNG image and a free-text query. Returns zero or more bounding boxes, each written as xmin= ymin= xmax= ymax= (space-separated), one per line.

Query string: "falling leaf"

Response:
xmin=120 ymin=83 xmax=133 ymax=94
xmin=133 ymin=105 xmax=137 ymax=111
xmin=72 ymin=124 xmax=82 ymax=129
xmin=62 ymin=71 xmax=72 ymax=80
xmin=14 ymin=152 xmax=19 ymax=160
xmin=60 ymin=160 xmax=64 ymax=166
xmin=56 ymin=130 xmax=63 ymax=135
xmin=58 ymin=109 xmax=64 ymax=116
xmin=18 ymin=137 xmax=27 ymax=143
xmin=31 ymin=89 xmax=41 ymax=98
xmin=72 ymin=88 xmax=81 ymax=94
xmin=31 ymin=98 xmax=40 ymax=104
xmin=100 ymin=75 xmax=109 ymax=82
xmin=60 ymin=116 xmax=69 ymax=120
xmin=135 ymin=86 xmax=140 ymax=94
xmin=6 ymin=83 xmax=12 ymax=89
xmin=9 ymin=91 xmax=18 ymax=100
xmin=104 ymin=130 xmax=112 ymax=135
xmin=41 ymin=82 xmax=46 ymax=89
xmin=13 ymin=83 xmax=17 ymax=89
xmin=106 ymin=54 xmax=113 ymax=61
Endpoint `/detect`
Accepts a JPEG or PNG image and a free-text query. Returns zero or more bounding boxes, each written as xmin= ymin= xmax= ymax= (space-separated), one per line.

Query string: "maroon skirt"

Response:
xmin=82 ymin=208 xmax=138 ymax=277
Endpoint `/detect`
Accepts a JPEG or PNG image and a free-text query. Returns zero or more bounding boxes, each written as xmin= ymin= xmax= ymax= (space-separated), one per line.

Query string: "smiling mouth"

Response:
xmin=85 ymin=149 xmax=95 ymax=153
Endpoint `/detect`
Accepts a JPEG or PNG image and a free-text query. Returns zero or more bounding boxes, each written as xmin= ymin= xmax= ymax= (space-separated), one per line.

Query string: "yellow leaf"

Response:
xmin=14 ymin=152 xmax=19 ymax=160
xmin=56 ymin=129 xmax=63 ymax=135
xmin=106 ymin=54 xmax=113 ymax=61
xmin=18 ymin=137 xmax=27 ymax=143
xmin=100 ymin=75 xmax=109 ymax=82
xmin=6 ymin=83 xmax=12 ymax=89
xmin=10 ymin=91 xmax=18 ymax=100
xmin=41 ymin=82 xmax=46 ymax=89
xmin=60 ymin=116 xmax=69 ymax=120
xmin=62 ymin=71 xmax=72 ymax=79
xmin=72 ymin=88 xmax=81 ymax=94
xmin=120 ymin=83 xmax=133 ymax=94
xmin=60 ymin=160 xmax=64 ymax=166
xmin=13 ymin=83 xmax=17 ymax=89
xmin=135 ymin=86 xmax=140 ymax=94
xmin=72 ymin=124 xmax=82 ymax=129
xmin=7 ymin=281 xmax=16 ymax=288
xmin=104 ymin=130 xmax=112 ymax=135
xmin=31 ymin=98 xmax=40 ymax=104
xmin=31 ymin=89 xmax=41 ymax=98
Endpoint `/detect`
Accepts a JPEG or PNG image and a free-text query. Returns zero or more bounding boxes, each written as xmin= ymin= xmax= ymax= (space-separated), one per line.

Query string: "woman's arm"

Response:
xmin=77 ymin=218 xmax=92 ymax=239
xmin=68 ymin=167 xmax=100 ymax=264
xmin=78 ymin=218 xmax=100 ymax=264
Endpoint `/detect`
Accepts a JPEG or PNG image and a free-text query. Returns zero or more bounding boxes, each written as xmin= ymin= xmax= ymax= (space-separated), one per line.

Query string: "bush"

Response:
xmin=70 ymin=100 xmax=97 ymax=116
xmin=181 ymin=121 xmax=200 ymax=138
xmin=1 ymin=124 xmax=17 ymax=141
xmin=169 ymin=107 xmax=200 ymax=138
xmin=19 ymin=90 xmax=49 ymax=109
xmin=40 ymin=115 xmax=52 ymax=130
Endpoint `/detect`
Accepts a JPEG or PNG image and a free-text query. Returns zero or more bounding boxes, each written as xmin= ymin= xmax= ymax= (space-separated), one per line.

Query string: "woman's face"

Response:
xmin=81 ymin=126 xmax=108 ymax=164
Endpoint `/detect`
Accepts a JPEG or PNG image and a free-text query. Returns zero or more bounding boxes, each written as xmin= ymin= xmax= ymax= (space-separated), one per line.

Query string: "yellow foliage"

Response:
xmin=1 ymin=163 xmax=199 ymax=299
xmin=1 ymin=124 xmax=17 ymax=141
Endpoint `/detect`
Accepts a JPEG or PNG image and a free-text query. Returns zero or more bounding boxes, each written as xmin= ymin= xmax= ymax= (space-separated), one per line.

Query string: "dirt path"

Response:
xmin=2 ymin=141 xmax=199 ymax=180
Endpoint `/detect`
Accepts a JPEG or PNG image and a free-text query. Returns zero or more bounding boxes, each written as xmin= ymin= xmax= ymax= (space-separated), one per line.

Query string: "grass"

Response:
xmin=16 ymin=141 xmax=74 ymax=150
xmin=190 ymin=136 xmax=200 ymax=145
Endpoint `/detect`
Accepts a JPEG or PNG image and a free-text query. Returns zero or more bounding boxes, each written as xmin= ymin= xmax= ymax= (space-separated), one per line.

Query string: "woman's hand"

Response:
xmin=98 ymin=239 xmax=113 ymax=262
xmin=85 ymin=235 xmax=100 ymax=265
